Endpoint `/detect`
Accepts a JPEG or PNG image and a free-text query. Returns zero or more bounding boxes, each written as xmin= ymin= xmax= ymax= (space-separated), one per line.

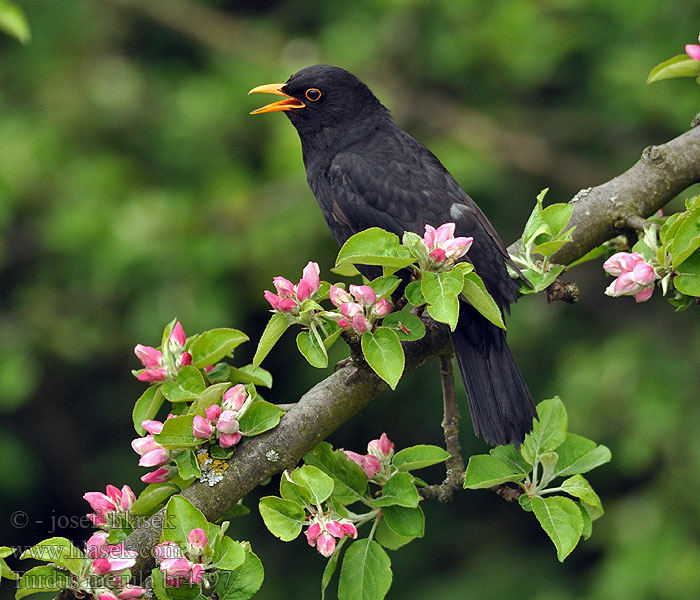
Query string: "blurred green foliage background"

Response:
xmin=1 ymin=0 xmax=700 ymax=598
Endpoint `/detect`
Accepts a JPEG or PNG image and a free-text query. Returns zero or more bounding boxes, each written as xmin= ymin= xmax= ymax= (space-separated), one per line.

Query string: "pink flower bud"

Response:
xmin=187 ymin=563 xmax=205 ymax=584
xmin=632 ymin=261 xmax=655 ymax=285
xmin=296 ymin=278 xmax=312 ymax=302
xmin=367 ymin=433 xmax=394 ymax=459
xmin=204 ymin=365 xmax=214 ymax=373
xmin=170 ymin=322 xmax=187 ymax=347
xmin=87 ymin=513 xmax=107 ymax=527
xmin=131 ymin=435 xmax=160 ymax=456
xmin=423 ymin=224 xmax=437 ymax=249
xmin=301 ymin=261 xmax=321 ymax=295
xmin=612 ymin=272 xmax=639 ymax=295
xmin=92 ymin=558 xmax=112 ymax=575
xmin=116 ymin=586 xmax=147 ymax=599
xmin=635 ymin=286 xmax=654 ymax=303
xmin=602 ymin=252 xmax=644 ymax=276
xmin=134 ymin=345 xmax=163 ymax=368
xmin=192 ymin=415 xmax=213 ymax=439
xmin=372 ymin=298 xmax=392 ymax=317
xmin=352 ymin=315 xmax=371 ymax=334
xmin=83 ymin=492 xmax=117 ymax=514
xmin=98 ymin=591 xmax=119 ymax=600
xmin=343 ymin=450 xmax=381 ymax=479
xmin=187 ymin=528 xmax=208 ymax=553
xmin=429 ymin=248 xmax=446 ymax=263
xmin=141 ymin=466 xmax=175 ymax=484
xmin=205 ymin=404 xmax=222 ymax=421
xmin=338 ymin=317 xmax=351 ymax=329
xmin=142 ymin=420 xmax=164 ymax=435
xmin=340 ymin=302 xmax=363 ymax=318
xmin=339 ymin=520 xmax=358 ymax=539
xmin=305 ymin=522 xmax=322 ymax=545
xmin=139 ymin=447 xmax=171 ymax=468
xmin=350 ymin=285 xmax=376 ymax=306
xmin=154 ymin=542 xmax=183 ymax=562
xmin=273 ymin=276 xmax=296 ymax=298
xmin=218 ymin=432 xmax=242 ymax=448
xmin=329 ymin=285 xmax=352 ymax=307
xmin=435 ymin=222 xmax=456 ymax=244
xmin=86 ymin=532 xmax=110 ymax=559
xmin=105 ymin=552 xmax=137 ymax=573
xmin=316 ymin=534 xmax=336 ymax=558
xmin=119 ymin=485 xmax=135 ymax=511
xmin=160 ymin=557 xmax=192 ymax=578
xmin=686 ymin=35 xmax=700 ymax=60
xmin=216 ymin=410 xmax=240 ymax=435
xmin=325 ymin=521 xmax=344 ymax=538
xmin=179 ymin=352 xmax=192 ymax=367
xmin=443 ymin=236 xmax=473 ymax=259
xmin=137 ymin=368 xmax=168 ymax=383
xmin=223 ymin=384 xmax=247 ymax=411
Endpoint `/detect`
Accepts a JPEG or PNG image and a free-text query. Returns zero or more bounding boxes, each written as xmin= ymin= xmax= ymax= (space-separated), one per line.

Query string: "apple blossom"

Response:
xmin=187 ymin=528 xmax=208 ymax=554
xmin=686 ymin=33 xmax=700 ymax=60
xmin=222 ymin=384 xmax=247 ymax=412
xmin=603 ymin=251 xmax=657 ymax=302
xmin=422 ymin=222 xmax=473 ymax=266
xmin=367 ymin=433 xmax=394 ymax=460
xmin=264 ymin=262 xmax=322 ymax=313
xmin=140 ymin=465 xmax=176 ymax=484
xmin=192 ymin=415 xmax=214 ymax=439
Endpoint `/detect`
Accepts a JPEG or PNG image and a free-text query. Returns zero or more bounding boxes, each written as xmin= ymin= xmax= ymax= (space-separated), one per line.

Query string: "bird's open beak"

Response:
xmin=248 ymin=83 xmax=305 ymax=114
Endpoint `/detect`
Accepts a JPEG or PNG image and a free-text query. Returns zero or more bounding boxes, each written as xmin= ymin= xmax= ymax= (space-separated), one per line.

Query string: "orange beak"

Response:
xmin=248 ymin=83 xmax=305 ymax=114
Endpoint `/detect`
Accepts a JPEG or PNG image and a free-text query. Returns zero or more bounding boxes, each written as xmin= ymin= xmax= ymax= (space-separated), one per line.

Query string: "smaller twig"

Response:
xmin=488 ymin=484 xmax=523 ymax=502
xmin=625 ymin=214 xmax=651 ymax=231
xmin=419 ymin=354 xmax=465 ymax=502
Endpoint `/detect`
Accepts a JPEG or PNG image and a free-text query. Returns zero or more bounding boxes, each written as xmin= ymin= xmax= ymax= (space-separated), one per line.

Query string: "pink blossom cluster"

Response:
xmin=131 ymin=417 xmax=177 ymax=484
xmin=264 ymin=262 xmax=320 ymax=313
xmin=422 ymin=223 xmax=473 ymax=267
xmin=192 ymin=384 xmax=249 ymax=448
xmin=83 ymin=484 xmax=136 ymax=529
xmin=603 ymin=252 xmax=657 ymax=303
xmin=84 ymin=530 xmax=144 ymax=600
xmin=133 ymin=321 xmax=190 ymax=383
xmin=686 ymin=33 xmax=700 ymax=60
xmin=329 ymin=284 xmax=392 ymax=334
xmin=305 ymin=517 xmax=358 ymax=558
xmin=343 ymin=433 xmax=394 ymax=480
xmin=154 ymin=529 xmax=210 ymax=587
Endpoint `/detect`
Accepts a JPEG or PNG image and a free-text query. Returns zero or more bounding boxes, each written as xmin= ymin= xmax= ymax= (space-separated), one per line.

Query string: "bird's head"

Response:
xmin=249 ymin=65 xmax=389 ymax=149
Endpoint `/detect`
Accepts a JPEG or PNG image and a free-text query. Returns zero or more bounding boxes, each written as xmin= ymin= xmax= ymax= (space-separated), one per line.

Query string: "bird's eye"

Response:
xmin=305 ymin=88 xmax=322 ymax=102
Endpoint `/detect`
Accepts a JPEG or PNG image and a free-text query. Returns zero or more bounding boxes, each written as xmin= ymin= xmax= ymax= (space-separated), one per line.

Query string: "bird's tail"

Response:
xmin=450 ymin=303 xmax=536 ymax=446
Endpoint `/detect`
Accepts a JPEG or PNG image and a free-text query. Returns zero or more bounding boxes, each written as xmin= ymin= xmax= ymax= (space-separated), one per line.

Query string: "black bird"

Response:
xmin=250 ymin=65 xmax=535 ymax=446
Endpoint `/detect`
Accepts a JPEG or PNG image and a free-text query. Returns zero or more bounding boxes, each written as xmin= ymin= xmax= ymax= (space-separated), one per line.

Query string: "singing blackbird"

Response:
xmin=250 ymin=64 xmax=535 ymax=445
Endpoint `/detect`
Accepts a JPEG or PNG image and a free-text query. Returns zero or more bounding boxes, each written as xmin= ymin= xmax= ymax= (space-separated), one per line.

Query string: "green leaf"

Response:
xmin=372 ymin=472 xmax=420 ymax=507
xmin=280 ymin=473 xmax=312 ymax=506
xmin=553 ymin=433 xmax=611 ymax=477
xmin=577 ymin=501 xmax=593 ymax=539
xmin=464 ymin=454 xmax=527 ymax=489
xmin=381 ymin=505 xmax=424 ymax=538
xmin=531 ymin=496 xmax=583 ymax=562
xmin=16 ymin=566 xmax=71 ymax=600
xmin=20 ymin=538 xmax=84 ymax=575
xmin=174 ymin=449 xmax=201 ymax=481
xmin=228 ymin=364 xmax=273 ymax=388
xmin=336 ymin=227 xmax=415 ymax=271
xmin=296 ymin=329 xmax=328 ymax=368
xmin=518 ymin=266 xmax=565 ymax=294
xmin=668 ymin=211 xmax=700 ymax=268
xmin=392 ymin=445 xmax=450 ymax=472
xmin=560 ymin=474 xmax=603 ymax=512
xmin=0 ymin=555 xmax=17 ymax=581
xmin=291 ymin=465 xmax=335 ymax=505
xmin=0 ymin=0 xmax=30 ymax=44
xmin=338 ymin=539 xmax=392 ymax=600
xmin=160 ymin=366 xmax=206 ymax=403
xmin=521 ymin=397 xmax=567 ymax=465
xmin=380 ymin=310 xmax=425 ymax=342
xmin=213 ymin=537 xmax=246 ymax=571
xmin=237 ymin=400 xmax=284 ymax=437
xmin=190 ymin=328 xmax=248 ymax=368
xmin=131 ymin=483 xmax=179 ymax=516
xmin=540 ymin=203 xmax=574 ymax=238
xmin=374 ymin=518 xmax=415 ymax=550
xmin=215 ymin=547 xmax=264 ymax=600
xmin=151 ymin=567 xmax=200 ymax=600
xmin=460 ymin=271 xmax=506 ymax=329
xmin=368 ymin=275 xmax=401 ymax=299
xmin=154 ymin=415 xmax=198 ymax=448
xmin=421 ymin=270 xmax=462 ymax=331
xmin=252 ymin=312 xmax=289 ymax=368
xmin=404 ymin=280 xmax=425 ymax=306
xmin=258 ymin=497 xmax=305 ymax=541
xmin=187 ymin=382 xmax=229 ymax=417
xmin=133 ymin=385 xmax=165 ymax=435
xmin=0 ymin=547 xmax=13 ymax=560
xmin=331 ymin=263 xmax=362 ymax=277
xmin=303 ymin=442 xmax=368 ymax=504
xmin=674 ymin=273 xmax=700 ymax=296
xmin=361 ymin=327 xmax=404 ymax=389
xmin=647 ymin=54 xmax=700 ymax=83
xmin=217 ymin=502 xmax=250 ymax=521
xmin=489 ymin=444 xmax=531 ymax=475
xmin=162 ymin=495 xmax=209 ymax=546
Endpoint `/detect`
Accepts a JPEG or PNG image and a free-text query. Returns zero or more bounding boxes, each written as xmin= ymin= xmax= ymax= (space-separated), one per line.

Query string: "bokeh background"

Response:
xmin=2 ymin=1 xmax=700 ymax=598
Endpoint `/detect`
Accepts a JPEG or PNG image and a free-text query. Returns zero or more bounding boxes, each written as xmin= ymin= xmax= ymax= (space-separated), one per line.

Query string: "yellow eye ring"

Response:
xmin=305 ymin=88 xmax=322 ymax=101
